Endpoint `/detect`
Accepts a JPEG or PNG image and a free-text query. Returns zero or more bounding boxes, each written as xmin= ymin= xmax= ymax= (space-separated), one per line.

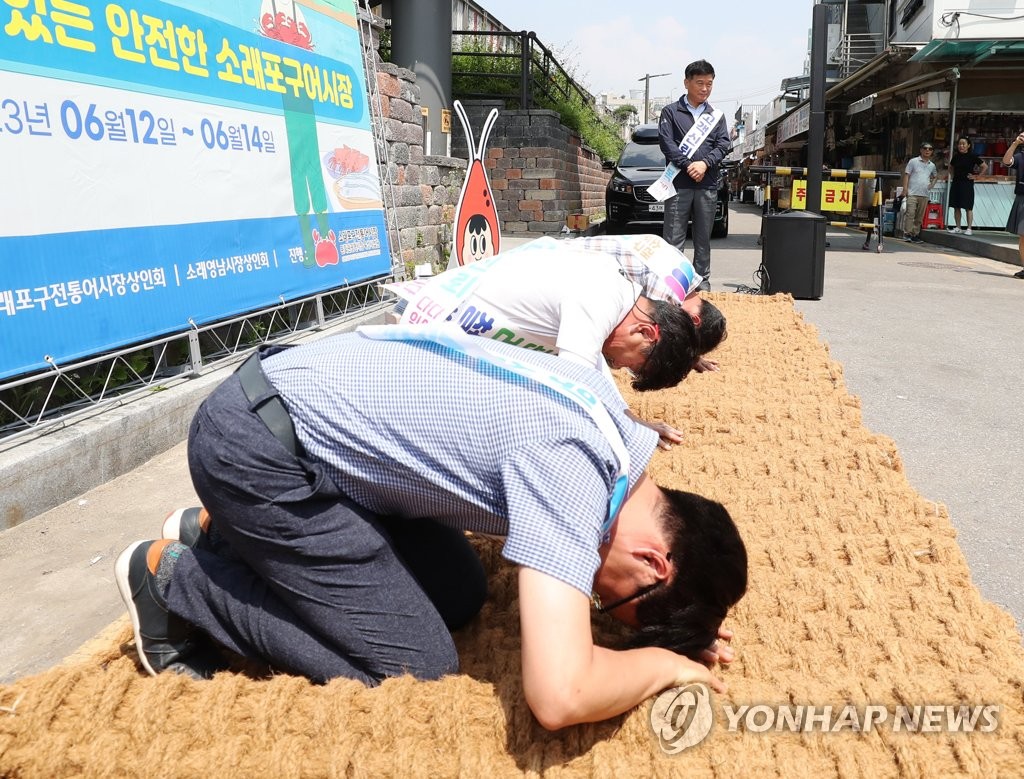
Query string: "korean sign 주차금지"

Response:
xmin=790 ymin=180 xmax=855 ymax=213
xmin=0 ymin=0 xmax=391 ymax=380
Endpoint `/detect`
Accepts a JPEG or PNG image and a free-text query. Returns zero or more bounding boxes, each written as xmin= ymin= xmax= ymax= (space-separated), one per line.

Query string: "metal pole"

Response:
xmin=945 ymin=69 xmax=961 ymax=224
xmin=391 ymin=0 xmax=451 ymax=155
xmin=875 ymin=177 xmax=884 ymax=252
xmin=807 ymin=3 xmax=828 ymax=214
xmin=520 ymin=31 xmax=530 ymax=109
xmin=638 ymin=72 xmax=670 ymax=124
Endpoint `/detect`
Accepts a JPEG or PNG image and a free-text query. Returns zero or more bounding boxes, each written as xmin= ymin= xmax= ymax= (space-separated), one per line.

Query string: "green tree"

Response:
xmin=612 ymin=104 xmax=638 ymax=126
xmin=450 ymin=39 xmax=624 ymax=160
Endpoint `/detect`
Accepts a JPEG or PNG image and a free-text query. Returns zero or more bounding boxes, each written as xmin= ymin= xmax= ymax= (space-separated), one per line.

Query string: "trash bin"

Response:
xmin=760 ymin=210 xmax=826 ymax=299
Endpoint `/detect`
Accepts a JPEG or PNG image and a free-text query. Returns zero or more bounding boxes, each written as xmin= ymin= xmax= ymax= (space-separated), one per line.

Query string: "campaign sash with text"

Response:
xmin=358 ymin=324 xmax=630 ymax=541
xmin=648 ymin=106 xmax=725 ymax=202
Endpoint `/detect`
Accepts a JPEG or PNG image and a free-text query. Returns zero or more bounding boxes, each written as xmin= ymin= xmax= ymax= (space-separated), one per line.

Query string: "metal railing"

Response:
xmin=749 ymin=165 xmax=901 ymax=252
xmin=0 ymin=278 xmax=394 ymax=451
xmin=832 ymin=33 xmax=885 ymax=79
xmin=451 ymin=30 xmax=594 ymax=110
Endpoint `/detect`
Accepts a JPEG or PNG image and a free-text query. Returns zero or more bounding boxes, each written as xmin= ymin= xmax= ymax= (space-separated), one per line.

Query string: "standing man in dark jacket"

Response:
xmin=658 ymin=60 xmax=731 ymax=292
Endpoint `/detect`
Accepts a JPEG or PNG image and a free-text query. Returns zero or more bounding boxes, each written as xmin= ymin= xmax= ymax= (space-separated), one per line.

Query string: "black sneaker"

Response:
xmin=162 ymin=507 xmax=211 ymax=551
xmin=912 ymin=236 xmax=925 ymax=244
xmin=114 ymin=540 xmax=221 ymax=678
xmin=1013 ymin=269 xmax=1024 ymax=279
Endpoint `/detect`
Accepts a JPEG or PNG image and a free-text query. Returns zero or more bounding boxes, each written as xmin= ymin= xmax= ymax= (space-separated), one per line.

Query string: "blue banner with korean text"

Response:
xmin=0 ymin=0 xmax=391 ymax=380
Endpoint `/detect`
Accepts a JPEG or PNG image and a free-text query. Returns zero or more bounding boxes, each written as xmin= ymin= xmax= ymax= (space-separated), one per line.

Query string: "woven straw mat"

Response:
xmin=1 ymin=293 xmax=1022 ymax=778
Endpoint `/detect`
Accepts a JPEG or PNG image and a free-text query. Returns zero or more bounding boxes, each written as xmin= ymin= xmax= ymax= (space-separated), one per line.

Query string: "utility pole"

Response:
xmin=638 ymin=72 xmax=671 ymax=124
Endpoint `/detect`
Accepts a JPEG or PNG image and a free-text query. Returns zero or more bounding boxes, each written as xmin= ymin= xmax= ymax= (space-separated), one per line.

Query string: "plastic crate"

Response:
xmin=881 ymin=210 xmax=895 ymax=236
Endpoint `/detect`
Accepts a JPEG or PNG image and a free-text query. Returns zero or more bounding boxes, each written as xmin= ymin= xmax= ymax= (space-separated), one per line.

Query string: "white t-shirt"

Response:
xmin=447 ymin=250 xmax=640 ymax=373
xmin=904 ymin=156 xmax=936 ymax=197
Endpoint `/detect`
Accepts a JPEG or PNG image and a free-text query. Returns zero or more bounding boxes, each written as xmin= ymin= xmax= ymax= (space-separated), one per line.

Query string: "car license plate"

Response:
xmin=648 ymin=204 xmax=664 ymax=213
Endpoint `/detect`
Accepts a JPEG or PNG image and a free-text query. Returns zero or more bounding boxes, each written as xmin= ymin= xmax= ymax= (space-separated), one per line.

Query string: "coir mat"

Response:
xmin=1 ymin=293 xmax=1022 ymax=778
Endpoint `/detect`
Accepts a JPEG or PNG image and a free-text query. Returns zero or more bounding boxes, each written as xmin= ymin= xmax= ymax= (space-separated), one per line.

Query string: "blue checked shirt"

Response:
xmin=261 ymin=332 xmax=659 ymax=595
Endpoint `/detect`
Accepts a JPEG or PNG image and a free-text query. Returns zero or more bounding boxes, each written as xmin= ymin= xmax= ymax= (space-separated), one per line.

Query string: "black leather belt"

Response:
xmin=236 ymin=348 xmax=303 ymax=457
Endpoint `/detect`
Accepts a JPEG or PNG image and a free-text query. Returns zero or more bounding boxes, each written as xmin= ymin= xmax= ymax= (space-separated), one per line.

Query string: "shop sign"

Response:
xmin=778 ymin=104 xmax=810 ymax=142
xmin=914 ymin=91 xmax=950 ymax=110
xmin=848 ymin=94 xmax=876 ymax=115
xmin=790 ymin=180 xmax=855 ymax=213
xmin=743 ymin=126 xmax=766 ymax=153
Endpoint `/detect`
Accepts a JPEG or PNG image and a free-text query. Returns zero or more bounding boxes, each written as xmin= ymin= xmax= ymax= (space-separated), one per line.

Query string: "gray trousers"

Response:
xmin=663 ymin=187 xmax=717 ymax=289
xmin=165 ymin=369 xmax=488 ymax=684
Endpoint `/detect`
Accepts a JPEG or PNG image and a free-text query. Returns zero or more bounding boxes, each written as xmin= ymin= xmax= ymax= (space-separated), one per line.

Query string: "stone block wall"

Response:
xmin=453 ymin=102 xmax=608 ymax=235
xmin=367 ymin=19 xmax=608 ymax=269
xmin=374 ymin=62 xmax=465 ymax=275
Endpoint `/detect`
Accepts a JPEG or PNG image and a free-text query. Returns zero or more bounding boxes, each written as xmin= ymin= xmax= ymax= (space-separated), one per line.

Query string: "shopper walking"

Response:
xmin=901 ymin=142 xmax=937 ymax=243
xmin=947 ymin=137 xmax=987 ymax=234
xmin=1002 ymin=131 xmax=1024 ymax=279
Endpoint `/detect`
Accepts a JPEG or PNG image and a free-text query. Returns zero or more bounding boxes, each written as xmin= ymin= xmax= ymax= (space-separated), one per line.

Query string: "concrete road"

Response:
xmin=1 ymin=206 xmax=1022 ymax=683
xmin=0 ymin=440 xmax=197 ymax=683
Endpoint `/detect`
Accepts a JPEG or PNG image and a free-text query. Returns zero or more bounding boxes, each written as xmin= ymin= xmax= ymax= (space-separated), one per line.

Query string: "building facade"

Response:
xmin=750 ymin=0 xmax=1024 ymax=226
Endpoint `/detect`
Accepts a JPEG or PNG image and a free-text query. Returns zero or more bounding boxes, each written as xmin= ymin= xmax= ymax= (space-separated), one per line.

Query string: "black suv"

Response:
xmin=604 ymin=124 xmax=729 ymax=237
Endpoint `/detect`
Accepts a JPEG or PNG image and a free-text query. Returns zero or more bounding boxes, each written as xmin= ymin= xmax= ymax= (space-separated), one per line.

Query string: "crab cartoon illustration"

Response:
xmin=259 ymin=0 xmax=313 ymax=50
xmin=257 ymin=0 xmax=332 ymax=268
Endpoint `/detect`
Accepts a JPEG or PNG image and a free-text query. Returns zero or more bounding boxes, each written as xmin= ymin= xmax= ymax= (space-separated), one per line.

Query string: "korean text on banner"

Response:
xmin=0 ymin=0 xmax=391 ymax=380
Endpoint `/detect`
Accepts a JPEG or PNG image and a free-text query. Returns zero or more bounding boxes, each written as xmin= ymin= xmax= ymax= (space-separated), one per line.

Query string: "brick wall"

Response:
xmin=453 ymin=102 xmax=608 ymax=235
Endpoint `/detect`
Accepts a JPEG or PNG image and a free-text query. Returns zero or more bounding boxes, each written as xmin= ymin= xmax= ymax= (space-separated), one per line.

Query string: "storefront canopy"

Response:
xmin=871 ymin=66 xmax=959 ymax=102
xmin=825 ymin=47 xmax=919 ymax=103
xmin=910 ymin=38 xmax=1024 ymax=64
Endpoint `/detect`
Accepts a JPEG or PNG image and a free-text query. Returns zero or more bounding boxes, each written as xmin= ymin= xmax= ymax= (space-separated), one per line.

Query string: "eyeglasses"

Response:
xmin=591 ymin=581 xmax=664 ymax=614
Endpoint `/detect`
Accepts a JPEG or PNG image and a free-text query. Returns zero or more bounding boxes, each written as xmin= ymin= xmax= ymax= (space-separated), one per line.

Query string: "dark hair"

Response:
xmin=695 ymin=299 xmax=727 ymax=356
xmin=632 ymin=299 xmax=699 ymax=391
xmin=467 ymin=214 xmax=490 ymax=234
xmin=630 ymin=490 xmax=748 ymax=660
xmin=685 ymin=60 xmax=715 ymax=79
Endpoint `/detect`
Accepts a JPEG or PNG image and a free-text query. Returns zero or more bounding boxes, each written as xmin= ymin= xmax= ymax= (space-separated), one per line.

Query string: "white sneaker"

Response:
xmin=964 ymin=228 xmax=973 ymax=235
xmin=951 ymin=227 xmax=962 ymax=233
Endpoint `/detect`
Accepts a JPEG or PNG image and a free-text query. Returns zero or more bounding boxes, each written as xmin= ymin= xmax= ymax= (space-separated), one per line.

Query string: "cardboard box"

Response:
xmin=566 ymin=214 xmax=590 ymax=231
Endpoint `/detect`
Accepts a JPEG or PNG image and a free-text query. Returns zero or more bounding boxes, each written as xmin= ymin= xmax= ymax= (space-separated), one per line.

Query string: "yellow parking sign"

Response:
xmin=791 ymin=180 xmax=855 ymax=213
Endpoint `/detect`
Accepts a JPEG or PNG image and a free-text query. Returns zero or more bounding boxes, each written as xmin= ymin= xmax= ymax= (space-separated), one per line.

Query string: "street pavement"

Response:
xmin=1 ymin=204 xmax=1022 ymax=683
